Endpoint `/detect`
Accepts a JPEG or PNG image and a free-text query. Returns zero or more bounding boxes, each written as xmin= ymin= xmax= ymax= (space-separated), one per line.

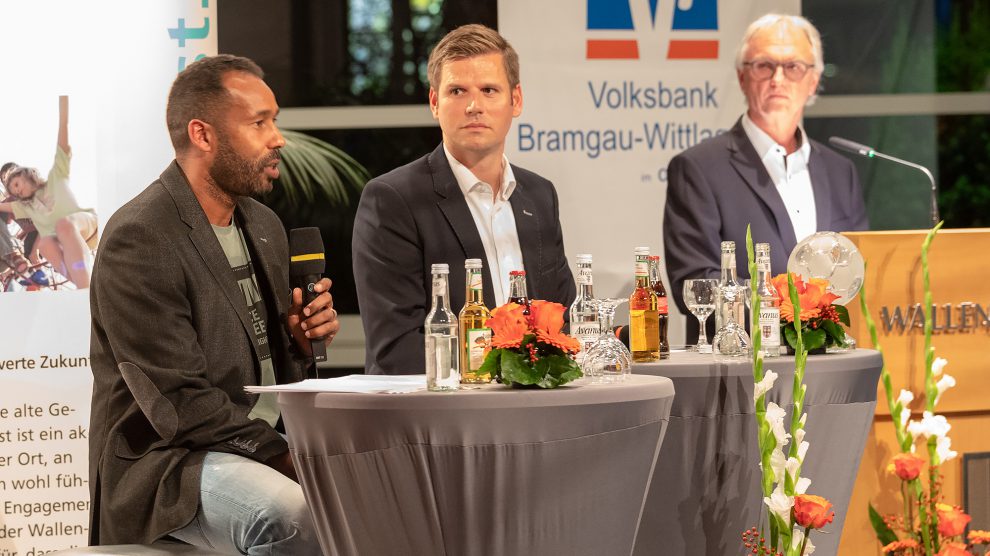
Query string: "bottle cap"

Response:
xmin=431 ymin=263 xmax=449 ymax=274
xmin=509 ymin=270 xmax=526 ymax=276
xmin=576 ymin=254 xmax=592 ymax=263
xmin=634 ymin=246 xmax=650 ymax=256
xmin=464 ymin=258 xmax=483 ymax=269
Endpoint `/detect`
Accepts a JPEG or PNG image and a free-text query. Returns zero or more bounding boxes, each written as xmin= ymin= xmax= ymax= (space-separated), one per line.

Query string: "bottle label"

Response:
xmin=757 ymin=255 xmax=771 ymax=271
xmin=466 ymin=328 xmax=492 ymax=371
xmin=759 ymin=307 xmax=781 ymax=348
xmin=657 ymin=296 xmax=668 ymax=315
xmin=571 ymin=323 xmax=600 ymax=350
xmin=577 ymin=268 xmax=593 ymax=286
xmin=469 ymin=272 xmax=483 ymax=292
xmin=432 ymin=278 xmax=444 ymax=297
xmin=634 ymin=261 xmax=648 ymax=277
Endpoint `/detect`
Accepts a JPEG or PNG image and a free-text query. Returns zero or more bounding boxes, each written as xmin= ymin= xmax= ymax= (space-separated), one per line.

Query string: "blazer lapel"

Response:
xmin=427 ymin=145 xmax=497 ymax=308
xmin=161 ymin=162 xmax=262 ymax=364
xmin=509 ymin=176 xmax=542 ymax=300
xmin=807 ymin=141 xmax=833 ymax=232
xmin=727 ymin=120 xmax=798 ymax=247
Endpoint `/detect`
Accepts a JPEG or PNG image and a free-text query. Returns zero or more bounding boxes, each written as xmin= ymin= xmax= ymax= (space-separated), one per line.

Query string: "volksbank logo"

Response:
xmin=586 ymin=0 xmax=718 ymax=60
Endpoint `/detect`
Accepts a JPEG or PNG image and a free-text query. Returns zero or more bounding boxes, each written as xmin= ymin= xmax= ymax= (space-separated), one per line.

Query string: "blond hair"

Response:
xmin=427 ymin=24 xmax=520 ymax=90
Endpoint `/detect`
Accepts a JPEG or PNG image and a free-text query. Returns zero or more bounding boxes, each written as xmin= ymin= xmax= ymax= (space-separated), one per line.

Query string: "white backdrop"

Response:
xmin=0 ymin=1 xmax=215 ymax=552
xmin=499 ymin=0 xmax=797 ymax=343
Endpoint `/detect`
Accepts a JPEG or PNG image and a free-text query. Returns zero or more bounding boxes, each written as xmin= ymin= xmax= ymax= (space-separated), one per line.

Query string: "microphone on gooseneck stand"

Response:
xmin=828 ymin=136 xmax=940 ymax=227
xmin=289 ymin=227 xmax=328 ymax=363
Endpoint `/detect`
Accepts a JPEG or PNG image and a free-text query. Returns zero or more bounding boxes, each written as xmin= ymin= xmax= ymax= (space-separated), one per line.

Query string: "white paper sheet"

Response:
xmin=245 ymin=374 xmax=427 ymax=394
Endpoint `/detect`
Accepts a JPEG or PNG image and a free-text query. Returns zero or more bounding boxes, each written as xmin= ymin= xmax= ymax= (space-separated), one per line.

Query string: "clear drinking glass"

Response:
xmin=582 ymin=298 xmax=632 ymax=383
xmin=683 ymin=279 xmax=718 ymax=353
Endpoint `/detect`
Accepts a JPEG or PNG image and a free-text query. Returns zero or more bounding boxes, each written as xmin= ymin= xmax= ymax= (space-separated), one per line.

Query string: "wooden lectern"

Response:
xmin=839 ymin=229 xmax=990 ymax=554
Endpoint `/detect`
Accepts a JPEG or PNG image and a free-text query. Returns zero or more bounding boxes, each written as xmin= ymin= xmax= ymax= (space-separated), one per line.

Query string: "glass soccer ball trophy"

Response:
xmin=787 ymin=232 xmax=866 ymax=352
xmin=786 ymin=232 xmax=865 ymax=305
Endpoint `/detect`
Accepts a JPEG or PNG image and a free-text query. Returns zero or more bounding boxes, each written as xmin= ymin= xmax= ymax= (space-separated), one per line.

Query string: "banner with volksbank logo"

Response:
xmin=0 ymin=2 xmax=215 ymax=552
xmin=500 ymin=0 xmax=796 ymax=342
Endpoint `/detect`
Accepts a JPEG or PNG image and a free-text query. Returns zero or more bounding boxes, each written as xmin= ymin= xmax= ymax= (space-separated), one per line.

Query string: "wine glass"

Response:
xmin=683 ymin=279 xmax=718 ymax=353
xmin=582 ymin=298 xmax=632 ymax=383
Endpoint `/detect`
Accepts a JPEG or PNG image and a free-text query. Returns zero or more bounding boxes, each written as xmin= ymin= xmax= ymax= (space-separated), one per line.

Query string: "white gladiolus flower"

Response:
xmin=907 ymin=411 xmax=951 ymax=440
xmin=936 ymin=435 xmax=958 ymax=463
xmin=935 ymin=374 xmax=956 ymax=405
xmin=764 ymin=486 xmax=793 ymax=526
xmin=797 ymin=440 xmax=810 ymax=462
xmin=770 ymin=447 xmax=787 ymax=482
xmin=796 ymin=476 xmax=811 ymax=495
xmin=766 ymin=402 xmax=791 ymax=446
xmin=897 ymin=389 xmax=914 ymax=430
xmin=786 ymin=456 xmax=801 ymax=478
xmin=800 ymin=413 xmax=807 ymax=427
xmin=754 ymin=370 xmax=778 ymax=404
xmin=931 ymin=357 xmax=948 ymax=378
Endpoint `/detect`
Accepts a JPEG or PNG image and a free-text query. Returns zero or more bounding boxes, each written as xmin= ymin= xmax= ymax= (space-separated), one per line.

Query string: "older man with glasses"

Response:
xmin=663 ymin=13 xmax=869 ymax=343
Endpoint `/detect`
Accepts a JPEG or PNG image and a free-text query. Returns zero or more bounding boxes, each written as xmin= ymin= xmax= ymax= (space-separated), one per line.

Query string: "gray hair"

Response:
xmin=734 ymin=13 xmax=824 ymax=75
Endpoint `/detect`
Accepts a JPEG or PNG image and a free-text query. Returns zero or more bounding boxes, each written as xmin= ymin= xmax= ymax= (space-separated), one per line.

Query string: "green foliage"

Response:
xmin=267 ymin=129 xmax=369 ymax=212
xmin=481 ymin=335 xmax=583 ymax=389
xmin=869 ymin=503 xmax=899 ymax=547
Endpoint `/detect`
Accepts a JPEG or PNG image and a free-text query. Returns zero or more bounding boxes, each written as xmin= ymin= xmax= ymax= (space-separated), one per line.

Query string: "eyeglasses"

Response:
xmin=743 ymin=59 xmax=814 ymax=81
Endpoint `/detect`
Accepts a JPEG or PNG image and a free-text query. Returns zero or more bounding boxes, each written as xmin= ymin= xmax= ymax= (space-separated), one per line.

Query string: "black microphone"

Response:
xmin=828 ymin=136 xmax=940 ymax=227
xmin=289 ymin=227 xmax=327 ymax=363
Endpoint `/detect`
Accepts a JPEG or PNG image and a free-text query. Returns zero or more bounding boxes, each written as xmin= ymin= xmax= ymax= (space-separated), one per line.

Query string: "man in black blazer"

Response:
xmin=89 ymin=56 xmax=338 ymax=553
xmin=353 ymin=24 xmax=575 ymax=374
xmin=664 ymin=14 xmax=868 ymax=341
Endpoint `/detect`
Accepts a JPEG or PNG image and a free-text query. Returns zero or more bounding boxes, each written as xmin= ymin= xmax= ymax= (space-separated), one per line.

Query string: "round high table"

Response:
xmin=279 ymin=374 xmax=675 ymax=556
xmin=632 ymin=349 xmax=882 ymax=556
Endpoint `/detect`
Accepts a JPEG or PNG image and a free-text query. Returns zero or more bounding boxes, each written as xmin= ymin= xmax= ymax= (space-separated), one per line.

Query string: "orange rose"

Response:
xmin=529 ymin=300 xmax=581 ymax=353
xmin=486 ymin=303 xmax=529 ymax=349
xmin=891 ymin=453 xmax=925 ymax=481
xmin=793 ymin=494 xmax=835 ymax=529
xmin=937 ymin=542 xmax=972 ymax=556
xmin=937 ymin=504 xmax=972 ymax=538
xmin=529 ymin=300 xmax=566 ymax=336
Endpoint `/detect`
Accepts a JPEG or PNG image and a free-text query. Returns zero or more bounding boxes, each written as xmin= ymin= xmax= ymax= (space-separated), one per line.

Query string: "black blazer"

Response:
xmin=352 ymin=144 xmax=575 ymax=374
xmin=88 ymin=161 xmax=312 ymax=544
xmin=663 ymin=119 xmax=868 ymax=336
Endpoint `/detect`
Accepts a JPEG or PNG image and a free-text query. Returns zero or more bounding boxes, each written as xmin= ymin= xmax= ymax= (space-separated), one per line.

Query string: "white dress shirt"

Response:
xmin=444 ymin=145 xmax=524 ymax=306
xmin=741 ymin=114 xmax=817 ymax=243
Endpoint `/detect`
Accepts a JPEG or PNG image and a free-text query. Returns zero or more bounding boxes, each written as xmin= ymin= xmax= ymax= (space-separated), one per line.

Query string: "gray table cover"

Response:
xmin=632 ymin=349 xmax=882 ymax=556
xmin=279 ymin=374 xmax=675 ymax=556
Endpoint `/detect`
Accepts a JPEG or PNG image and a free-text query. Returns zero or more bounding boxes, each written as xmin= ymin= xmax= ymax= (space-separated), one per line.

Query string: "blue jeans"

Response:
xmin=169 ymin=451 xmax=322 ymax=555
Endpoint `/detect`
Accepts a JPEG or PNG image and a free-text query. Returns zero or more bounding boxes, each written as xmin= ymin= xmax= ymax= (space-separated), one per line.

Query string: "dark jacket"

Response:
xmin=352 ymin=144 xmax=575 ymax=374
xmin=88 ymin=161 xmax=312 ymax=544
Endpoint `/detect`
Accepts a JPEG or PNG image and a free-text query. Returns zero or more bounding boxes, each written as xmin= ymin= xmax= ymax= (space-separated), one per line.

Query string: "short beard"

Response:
xmin=207 ymin=132 xmax=279 ymax=200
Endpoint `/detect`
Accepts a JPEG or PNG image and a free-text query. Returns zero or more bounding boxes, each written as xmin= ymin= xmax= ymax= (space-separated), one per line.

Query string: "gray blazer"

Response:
xmin=88 ymin=161 xmax=312 ymax=545
xmin=352 ymin=144 xmax=575 ymax=375
xmin=663 ymin=119 xmax=868 ymax=334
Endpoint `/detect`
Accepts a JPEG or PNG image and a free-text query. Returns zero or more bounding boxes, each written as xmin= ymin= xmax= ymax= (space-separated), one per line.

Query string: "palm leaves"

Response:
xmin=269 ymin=129 xmax=369 ymax=210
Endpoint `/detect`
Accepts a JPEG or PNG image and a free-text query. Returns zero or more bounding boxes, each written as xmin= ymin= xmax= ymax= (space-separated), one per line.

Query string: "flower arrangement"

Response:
xmin=770 ymin=273 xmax=850 ymax=353
xmin=742 ymin=227 xmax=835 ymax=556
xmin=479 ymin=300 xmax=583 ymax=388
xmin=860 ymin=223 xmax=990 ymax=556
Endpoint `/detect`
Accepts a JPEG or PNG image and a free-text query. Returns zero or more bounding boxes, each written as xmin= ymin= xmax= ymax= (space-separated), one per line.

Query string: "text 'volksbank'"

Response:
xmin=518 ymin=80 xmax=724 ymax=159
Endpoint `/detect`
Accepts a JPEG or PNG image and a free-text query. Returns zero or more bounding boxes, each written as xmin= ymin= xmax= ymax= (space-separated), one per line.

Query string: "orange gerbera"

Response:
xmin=486 ymin=303 xmax=529 ymax=349
xmin=772 ymin=273 xmax=840 ymax=323
xmin=529 ymin=300 xmax=582 ymax=353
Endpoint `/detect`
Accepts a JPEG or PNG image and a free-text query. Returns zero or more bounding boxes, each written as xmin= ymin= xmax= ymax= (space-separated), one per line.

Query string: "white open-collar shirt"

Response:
xmin=741 ymin=113 xmax=817 ymax=243
xmin=444 ymin=144 xmax=524 ymax=307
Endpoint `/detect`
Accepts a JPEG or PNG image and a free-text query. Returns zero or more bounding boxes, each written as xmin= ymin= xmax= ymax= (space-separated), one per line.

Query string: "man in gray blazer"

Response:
xmin=664 ymin=14 xmax=868 ymax=341
xmin=88 ymin=55 xmax=338 ymax=553
xmin=353 ymin=24 xmax=575 ymax=374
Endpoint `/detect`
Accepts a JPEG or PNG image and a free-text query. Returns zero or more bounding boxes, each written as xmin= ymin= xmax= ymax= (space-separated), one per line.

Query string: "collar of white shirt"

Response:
xmin=443 ymin=144 xmax=517 ymax=201
xmin=740 ymin=113 xmax=812 ymax=181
